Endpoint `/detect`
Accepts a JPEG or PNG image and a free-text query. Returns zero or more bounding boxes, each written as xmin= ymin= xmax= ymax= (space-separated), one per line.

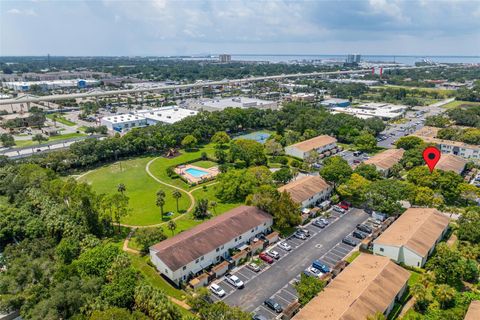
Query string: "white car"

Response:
xmin=267 ymin=250 xmax=280 ymax=259
xmin=226 ymin=274 xmax=244 ymax=289
xmin=209 ymin=283 xmax=226 ymax=297
xmin=333 ymin=205 xmax=346 ymax=214
xmin=306 ymin=266 xmax=323 ymax=277
xmin=319 ymin=218 xmax=329 ymax=225
xmin=278 ymin=242 xmax=292 ymax=251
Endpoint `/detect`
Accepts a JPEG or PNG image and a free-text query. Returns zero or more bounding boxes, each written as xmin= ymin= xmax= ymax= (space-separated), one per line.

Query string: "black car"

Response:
xmin=342 ymin=236 xmax=358 ymax=247
xmin=357 ymin=224 xmax=373 ymax=234
xmin=264 ymin=298 xmax=283 ymax=313
xmin=312 ymin=219 xmax=326 ymax=228
xmin=352 ymin=230 xmax=368 ymax=240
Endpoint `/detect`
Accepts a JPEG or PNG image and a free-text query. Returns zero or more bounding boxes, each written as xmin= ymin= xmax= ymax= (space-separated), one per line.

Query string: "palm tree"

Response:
xmin=167 ymin=220 xmax=177 ymax=236
xmin=366 ymin=312 xmax=386 ymax=320
xmin=172 ymin=190 xmax=182 ymax=212
xmin=193 ymin=199 xmax=209 ymax=220
xmin=435 ymin=284 xmax=455 ymax=309
xmin=117 ymin=183 xmax=126 ymax=195
xmin=210 ymin=201 xmax=217 ymax=214
xmin=156 ymin=189 xmax=166 ymax=219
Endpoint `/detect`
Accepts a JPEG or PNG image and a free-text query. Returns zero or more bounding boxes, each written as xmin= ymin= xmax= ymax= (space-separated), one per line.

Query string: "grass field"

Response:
xmin=14 ymin=132 xmax=86 ymax=148
xmin=78 ymin=156 xmax=191 ymax=226
xmin=46 ymin=113 xmax=77 ymax=126
xmin=441 ymin=100 xmax=480 ymax=109
xmin=190 ymin=160 xmax=217 ymax=168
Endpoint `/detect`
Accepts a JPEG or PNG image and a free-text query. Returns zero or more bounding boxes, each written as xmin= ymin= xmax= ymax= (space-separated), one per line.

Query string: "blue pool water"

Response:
xmin=234 ymin=131 xmax=271 ymax=144
xmin=185 ymin=168 xmax=209 ymax=178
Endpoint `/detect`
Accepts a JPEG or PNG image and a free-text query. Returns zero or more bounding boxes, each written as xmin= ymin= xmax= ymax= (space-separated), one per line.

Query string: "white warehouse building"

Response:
xmin=373 ymin=208 xmax=450 ymax=268
xmin=100 ymin=114 xmax=147 ymax=133
xmin=149 ymin=206 xmax=273 ymax=285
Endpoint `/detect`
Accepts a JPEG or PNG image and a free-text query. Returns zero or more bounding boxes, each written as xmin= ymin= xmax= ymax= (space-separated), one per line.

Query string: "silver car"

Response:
xmin=278 ymin=242 xmax=292 ymax=251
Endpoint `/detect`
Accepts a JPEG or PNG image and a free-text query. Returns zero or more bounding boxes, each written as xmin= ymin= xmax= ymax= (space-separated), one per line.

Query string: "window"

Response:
xmin=201 ymin=256 xmax=204 ymax=261
xmin=234 ymin=238 xmax=237 ymax=242
xmin=417 ymin=262 xmax=420 ymax=267
xmin=379 ymin=248 xmax=384 ymax=252
xmin=165 ymin=269 xmax=168 ymax=273
xmin=239 ymin=236 xmax=242 ymax=239
xmin=251 ymin=229 xmax=254 ymax=233
xmin=216 ymin=248 xmax=220 ymax=252
xmin=183 ymin=266 xmax=186 ymax=270
xmin=195 ymin=259 xmax=199 ymax=263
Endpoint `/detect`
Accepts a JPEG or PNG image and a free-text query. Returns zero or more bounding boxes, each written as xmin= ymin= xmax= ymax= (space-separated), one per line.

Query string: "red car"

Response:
xmin=259 ymin=252 xmax=274 ymax=264
xmin=340 ymin=201 xmax=352 ymax=208
xmin=338 ymin=203 xmax=349 ymax=210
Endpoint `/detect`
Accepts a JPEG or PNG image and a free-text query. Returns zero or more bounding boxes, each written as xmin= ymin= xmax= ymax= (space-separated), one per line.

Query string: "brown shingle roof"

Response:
xmin=288 ymin=135 xmax=337 ymax=152
xmin=293 ymin=254 xmax=410 ymax=320
xmin=150 ymin=206 xmax=272 ymax=271
xmin=464 ymin=300 xmax=480 ymax=320
xmin=435 ymin=154 xmax=467 ymax=174
xmin=363 ymin=149 xmax=405 ymax=170
xmin=277 ymin=175 xmax=331 ymax=204
xmin=373 ymin=208 xmax=450 ymax=257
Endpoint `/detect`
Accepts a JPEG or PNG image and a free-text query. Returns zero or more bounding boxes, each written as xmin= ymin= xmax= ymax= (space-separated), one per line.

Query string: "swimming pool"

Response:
xmin=185 ymin=167 xmax=209 ymax=178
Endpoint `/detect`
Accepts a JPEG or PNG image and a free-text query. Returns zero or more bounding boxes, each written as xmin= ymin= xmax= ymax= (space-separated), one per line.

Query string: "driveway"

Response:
xmin=221 ymin=208 xmax=369 ymax=312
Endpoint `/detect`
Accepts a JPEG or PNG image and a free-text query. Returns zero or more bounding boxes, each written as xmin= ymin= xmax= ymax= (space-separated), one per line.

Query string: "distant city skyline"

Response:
xmin=1 ymin=0 xmax=479 ymax=56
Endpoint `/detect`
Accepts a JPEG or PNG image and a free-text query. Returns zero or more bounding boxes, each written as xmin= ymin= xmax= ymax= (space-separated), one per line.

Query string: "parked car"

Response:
xmin=305 ymin=266 xmax=323 ymax=277
xmin=259 ymin=252 xmax=274 ymax=264
xmin=333 ymin=205 xmax=346 ymax=214
xmin=247 ymin=262 xmax=260 ymax=272
xmin=352 ymin=230 xmax=368 ymax=240
xmin=319 ymin=218 xmax=329 ymax=225
xmin=252 ymin=315 xmax=268 ymax=320
xmin=312 ymin=260 xmax=330 ymax=273
xmin=278 ymin=242 xmax=292 ymax=251
xmin=225 ymin=274 xmax=244 ymax=289
xmin=298 ymin=228 xmax=310 ymax=237
xmin=340 ymin=200 xmax=352 ymax=208
xmin=264 ymin=298 xmax=283 ymax=313
xmin=294 ymin=231 xmax=307 ymax=240
xmin=357 ymin=224 xmax=373 ymax=234
xmin=353 ymin=151 xmax=362 ymax=157
xmin=342 ymin=236 xmax=358 ymax=247
xmin=209 ymin=283 xmax=226 ymax=297
xmin=338 ymin=203 xmax=349 ymax=210
xmin=353 ymin=159 xmax=361 ymax=164
xmin=312 ymin=219 xmax=326 ymax=228
xmin=267 ymin=250 xmax=280 ymax=259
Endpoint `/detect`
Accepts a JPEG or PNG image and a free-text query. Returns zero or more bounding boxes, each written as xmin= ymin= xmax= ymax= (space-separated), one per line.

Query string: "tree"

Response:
xmin=117 ymin=183 xmax=126 ymax=195
xmin=210 ymin=201 xmax=217 ymax=214
xmin=366 ymin=312 xmax=386 ymax=320
xmin=135 ymin=227 xmax=167 ymax=254
xmin=211 ymin=131 xmax=230 ymax=147
xmin=0 ymin=133 xmax=15 ymax=147
xmin=294 ymin=273 xmax=326 ymax=306
xmin=365 ymin=179 xmax=410 ymax=215
xmin=395 ymin=136 xmax=424 ymax=150
xmin=411 ymin=282 xmax=432 ymax=313
xmin=457 ymin=183 xmax=480 ymax=205
xmin=264 ymin=139 xmax=283 ymax=156
xmin=89 ymin=308 xmax=149 ymax=320
xmin=134 ymin=283 xmax=181 ymax=320
xmin=172 ymin=190 xmax=182 ymax=212
xmin=156 ymin=189 xmax=166 ymax=219
xmin=181 ymin=134 xmax=198 ymax=150
xmin=85 ymin=126 xmax=96 ymax=135
xmin=457 ymin=207 xmax=480 ymax=243
xmin=353 ymin=131 xmax=377 ymax=152
xmin=353 ymin=163 xmax=380 ymax=181
xmin=426 ymin=243 xmax=464 ymax=286
xmin=32 ymin=133 xmax=48 ymax=145
xmin=167 ymin=220 xmax=177 ymax=236
xmin=214 ymin=149 xmax=227 ymax=163
xmin=434 ymin=284 xmax=456 ymax=309
xmin=272 ymin=167 xmax=293 ymax=184
xmin=193 ymin=199 xmax=209 ymax=219
xmin=197 ymin=301 xmax=252 ymax=320
xmin=229 ymin=139 xmax=267 ymax=166
xmin=319 ymin=156 xmax=353 ymax=186
xmin=215 ymin=167 xmax=271 ymax=202
xmin=337 ymin=173 xmax=371 ymax=206
xmin=52 ymin=114 xmax=58 ymax=127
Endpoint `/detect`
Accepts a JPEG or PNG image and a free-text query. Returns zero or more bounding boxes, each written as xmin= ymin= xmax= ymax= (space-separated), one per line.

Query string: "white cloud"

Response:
xmin=7 ymin=8 xmax=37 ymax=16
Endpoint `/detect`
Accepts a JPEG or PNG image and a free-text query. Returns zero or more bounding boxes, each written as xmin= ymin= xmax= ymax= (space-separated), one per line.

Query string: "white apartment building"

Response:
xmin=373 ymin=208 xmax=450 ymax=268
xmin=149 ymin=206 xmax=273 ymax=285
xmin=278 ymin=175 xmax=332 ymax=208
xmin=285 ymin=135 xmax=338 ymax=160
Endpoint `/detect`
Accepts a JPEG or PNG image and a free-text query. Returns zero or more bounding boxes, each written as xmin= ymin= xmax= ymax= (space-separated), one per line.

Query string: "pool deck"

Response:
xmin=175 ymin=164 xmax=219 ymax=184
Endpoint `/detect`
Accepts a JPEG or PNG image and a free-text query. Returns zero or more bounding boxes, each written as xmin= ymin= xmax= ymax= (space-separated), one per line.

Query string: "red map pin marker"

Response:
xmin=423 ymin=146 xmax=441 ymax=173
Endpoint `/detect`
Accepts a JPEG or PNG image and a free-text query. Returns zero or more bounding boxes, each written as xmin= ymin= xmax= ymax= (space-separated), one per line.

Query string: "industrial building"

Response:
xmin=3 ymin=79 xmax=100 ymax=91
xmin=278 ymin=175 xmax=332 ymax=208
xmin=149 ymin=206 xmax=273 ymax=285
xmin=331 ymin=102 xmax=407 ymax=120
xmin=285 ymin=135 xmax=338 ymax=160
xmin=101 ymin=106 xmax=197 ymax=132
xmin=412 ymin=126 xmax=480 ymax=161
xmin=373 ymin=208 xmax=450 ymax=267
xmin=320 ymin=98 xmax=351 ymax=108
xmin=293 ymin=254 xmax=410 ymax=320
xmin=188 ymin=97 xmax=278 ymax=111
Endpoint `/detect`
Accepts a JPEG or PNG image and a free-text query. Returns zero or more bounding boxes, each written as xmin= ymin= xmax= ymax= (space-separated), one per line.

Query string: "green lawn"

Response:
xmin=190 ymin=160 xmax=217 ymax=169
xmin=345 ymin=251 xmax=361 ymax=263
xmin=78 ymin=157 xmax=191 ymax=226
xmin=441 ymin=100 xmax=480 ymax=110
xmin=14 ymin=132 xmax=86 ymax=148
xmin=46 ymin=113 xmax=76 ymax=126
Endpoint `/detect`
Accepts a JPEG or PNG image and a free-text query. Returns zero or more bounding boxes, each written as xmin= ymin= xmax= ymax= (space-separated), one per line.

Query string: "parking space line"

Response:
xmin=274 ymin=294 xmax=291 ymax=306
xmin=259 ymin=305 xmax=278 ymax=317
xmin=281 ymin=289 xmax=297 ymax=300
xmin=329 ymin=250 xmax=345 ymax=260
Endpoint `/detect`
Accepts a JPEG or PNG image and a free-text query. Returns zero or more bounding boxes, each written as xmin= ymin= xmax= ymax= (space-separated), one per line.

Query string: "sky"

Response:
xmin=1 ymin=0 xmax=479 ymax=56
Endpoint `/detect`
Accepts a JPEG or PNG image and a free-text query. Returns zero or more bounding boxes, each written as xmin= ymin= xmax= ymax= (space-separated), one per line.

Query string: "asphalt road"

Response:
xmin=222 ymin=208 xmax=369 ymax=312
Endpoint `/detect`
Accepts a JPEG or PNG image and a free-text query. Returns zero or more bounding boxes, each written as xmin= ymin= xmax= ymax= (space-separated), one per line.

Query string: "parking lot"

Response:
xmin=210 ymin=207 xmax=369 ymax=319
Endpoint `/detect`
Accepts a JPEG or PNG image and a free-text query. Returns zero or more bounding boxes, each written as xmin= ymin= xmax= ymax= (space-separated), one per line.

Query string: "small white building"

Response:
xmin=188 ymin=97 xmax=278 ymax=111
xmin=100 ymin=114 xmax=147 ymax=133
xmin=136 ymin=106 xmax=198 ymax=125
xmin=373 ymin=208 xmax=450 ymax=268
xmin=285 ymin=135 xmax=338 ymax=160
xmin=149 ymin=206 xmax=273 ymax=285
xmin=278 ymin=175 xmax=332 ymax=208
xmin=331 ymin=102 xmax=407 ymax=120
